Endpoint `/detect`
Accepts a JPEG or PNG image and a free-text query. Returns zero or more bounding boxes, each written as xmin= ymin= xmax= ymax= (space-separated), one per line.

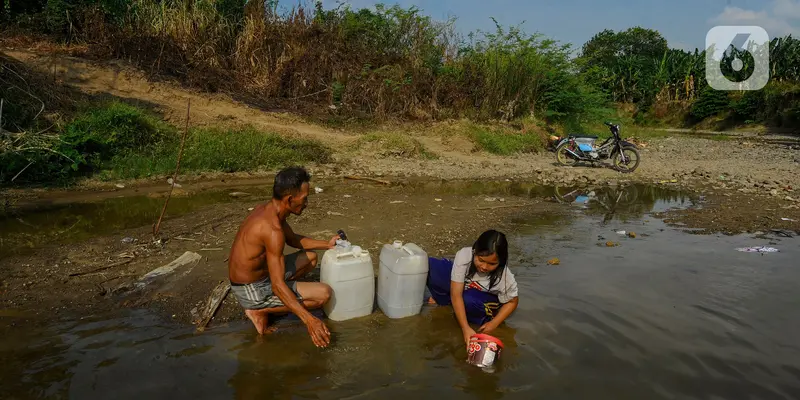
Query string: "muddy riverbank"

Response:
xmin=2 ymin=177 xmax=798 ymax=333
xmin=0 ymin=179 xmax=571 ymax=328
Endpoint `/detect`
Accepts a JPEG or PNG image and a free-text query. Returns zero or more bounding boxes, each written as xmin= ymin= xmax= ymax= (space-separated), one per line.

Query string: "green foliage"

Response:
xmin=578 ymin=27 xmax=672 ymax=104
xmin=690 ymin=87 xmax=730 ymax=121
xmin=2 ymin=100 xmax=330 ymax=185
xmin=467 ymin=125 xmax=544 ymax=155
xmin=60 ymin=101 xmax=174 ymax=171
xmin=105 ymin=126 xmax=332 ymax=180
xmin=730 ymin=90 xmax=764 ymax=121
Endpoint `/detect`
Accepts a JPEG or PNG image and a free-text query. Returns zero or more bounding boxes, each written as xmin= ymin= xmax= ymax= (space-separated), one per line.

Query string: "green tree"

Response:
xmin=577 ymin=27 xmax=669 ymax=104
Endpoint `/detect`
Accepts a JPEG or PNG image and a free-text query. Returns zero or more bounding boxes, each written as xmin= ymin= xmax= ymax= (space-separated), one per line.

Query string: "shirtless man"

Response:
xmin=228 ymin=166 xmax=338 ymax=348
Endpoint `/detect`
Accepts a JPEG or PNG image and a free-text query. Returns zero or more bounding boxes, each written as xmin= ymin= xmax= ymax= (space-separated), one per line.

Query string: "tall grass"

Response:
xmin=15 ymin=0 xmax=605 ymax=125
xmin=107 ymin=125 xmax=332 ymax=180
xmin=466 ymin=124 xmax=546 ymax=155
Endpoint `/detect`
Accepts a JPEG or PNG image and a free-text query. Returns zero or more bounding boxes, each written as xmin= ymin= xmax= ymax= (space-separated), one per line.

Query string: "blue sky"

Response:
xmin=276 ymin=0 xmax=800 ymax=53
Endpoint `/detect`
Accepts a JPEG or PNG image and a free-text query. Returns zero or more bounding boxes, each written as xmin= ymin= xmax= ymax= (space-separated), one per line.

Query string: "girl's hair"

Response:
xmin=467 ymin=229 xmax=509 ymax=290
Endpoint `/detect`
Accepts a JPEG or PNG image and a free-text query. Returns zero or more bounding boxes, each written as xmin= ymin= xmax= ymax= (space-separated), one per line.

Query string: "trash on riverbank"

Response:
xmin=137 ymin=251 xmax=202 ymax=285
xmin=735 ymin=246 xmax=779 ymax=253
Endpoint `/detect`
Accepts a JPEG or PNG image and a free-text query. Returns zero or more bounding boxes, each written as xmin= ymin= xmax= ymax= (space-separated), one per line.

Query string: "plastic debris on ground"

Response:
xmin=735 ymin=246 xmax=779 ymax=253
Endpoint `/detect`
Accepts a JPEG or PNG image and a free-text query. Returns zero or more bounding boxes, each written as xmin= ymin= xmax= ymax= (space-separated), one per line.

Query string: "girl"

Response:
xmin=426 ymin=229 xmax=519 ymax=345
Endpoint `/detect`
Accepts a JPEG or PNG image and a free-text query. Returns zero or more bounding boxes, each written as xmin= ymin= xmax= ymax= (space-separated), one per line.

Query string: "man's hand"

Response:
xmin=306 ymin=316 xmax=331 ymax=348
xmin=327 ymin=235 xmax=340 ymax=249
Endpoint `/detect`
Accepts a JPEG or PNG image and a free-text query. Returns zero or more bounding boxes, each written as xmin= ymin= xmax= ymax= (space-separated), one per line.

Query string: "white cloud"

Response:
xmin=773 ymin=0 xmax=800 ymax=20
xmin=709 ymin=1 xmax=800 ymax=37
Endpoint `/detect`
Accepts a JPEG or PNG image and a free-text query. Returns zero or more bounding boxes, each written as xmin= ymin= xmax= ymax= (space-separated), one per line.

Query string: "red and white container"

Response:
xmin=467 ymin=333 xmax=504 ymax=368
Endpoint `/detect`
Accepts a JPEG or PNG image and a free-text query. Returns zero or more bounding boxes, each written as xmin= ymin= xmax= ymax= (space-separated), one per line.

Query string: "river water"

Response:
xmin=2 ymin=184 xmax=799 ymax=399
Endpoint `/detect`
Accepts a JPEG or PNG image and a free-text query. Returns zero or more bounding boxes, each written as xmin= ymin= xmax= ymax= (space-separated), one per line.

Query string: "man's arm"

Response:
xmin=265 ymin=228 xmax=313 ymax=321
xmin=265 ymin=229 xmax=331 ymax=347
xmin=282 ymin=221 xmax=336 ymax=250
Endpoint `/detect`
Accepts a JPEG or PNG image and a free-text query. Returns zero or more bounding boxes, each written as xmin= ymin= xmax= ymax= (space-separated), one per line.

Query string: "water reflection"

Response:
xmin=553 ymin=184 xmax=694 ymax=223
xmin=0 ymin=189 xmax=247 ymax=258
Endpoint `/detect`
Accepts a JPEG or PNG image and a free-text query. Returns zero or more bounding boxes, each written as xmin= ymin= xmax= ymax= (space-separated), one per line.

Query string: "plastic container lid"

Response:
xmin=392 ymin=240 xmax=403 ymax=249
xmin=470 ymin=333 xmax=504 ymax=348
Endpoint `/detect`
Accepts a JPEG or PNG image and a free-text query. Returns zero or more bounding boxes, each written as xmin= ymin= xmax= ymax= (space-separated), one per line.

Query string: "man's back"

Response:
xmin=228 ymin=203 xmax=282 ymax=284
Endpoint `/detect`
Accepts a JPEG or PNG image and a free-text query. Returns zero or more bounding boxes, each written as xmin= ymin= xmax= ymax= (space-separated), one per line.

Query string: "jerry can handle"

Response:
xmin=335 ymin=246 xmax=365 ymax=259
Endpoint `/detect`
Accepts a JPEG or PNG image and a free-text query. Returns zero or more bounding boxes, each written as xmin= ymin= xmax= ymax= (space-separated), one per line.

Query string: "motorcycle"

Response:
xmin=554 ymin=122 xmax=641 ymax=173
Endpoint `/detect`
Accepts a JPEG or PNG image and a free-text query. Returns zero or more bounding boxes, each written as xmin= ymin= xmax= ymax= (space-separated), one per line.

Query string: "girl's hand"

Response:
xmin=463 ymin=327 xmax=477 ymax=346
xmin=478 ymin=321 xmax=497 ymax=334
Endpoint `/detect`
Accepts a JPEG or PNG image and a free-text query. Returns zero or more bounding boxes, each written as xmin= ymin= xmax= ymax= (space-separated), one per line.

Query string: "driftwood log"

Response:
xmin=196 ymin=281 xmax=231 ymax=332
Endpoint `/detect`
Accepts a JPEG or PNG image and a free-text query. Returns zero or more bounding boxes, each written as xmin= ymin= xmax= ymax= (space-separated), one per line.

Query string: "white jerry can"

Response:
xmin=377 ymin=241 xmax=429 ymax=319
xmin=320 ymin=243 xmax=375 ymax=321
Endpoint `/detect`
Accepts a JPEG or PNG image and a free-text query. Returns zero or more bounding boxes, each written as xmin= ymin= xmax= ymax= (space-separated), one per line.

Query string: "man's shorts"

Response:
xmin=230 ymin=251 xmax=305 ymax=310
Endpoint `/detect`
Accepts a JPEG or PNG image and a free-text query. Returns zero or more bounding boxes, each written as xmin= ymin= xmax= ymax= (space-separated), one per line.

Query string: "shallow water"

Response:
xmin=3 ymin=184 xmax=799 ymax=399
xmin=0 ymin=180 xmax=690 ymax=258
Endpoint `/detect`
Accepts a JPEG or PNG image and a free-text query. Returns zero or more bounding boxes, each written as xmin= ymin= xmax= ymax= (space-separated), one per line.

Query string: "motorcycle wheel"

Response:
xmin=556 ymin=142 xmax=578 ymax=166
xmin=613 ymin=146 xmax=640 ymax=173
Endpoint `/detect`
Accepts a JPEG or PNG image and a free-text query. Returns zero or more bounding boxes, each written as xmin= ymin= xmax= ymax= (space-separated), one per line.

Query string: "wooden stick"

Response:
xmin=450 ymin=203 xmax=531 ymax=211
xmin=154 ymin=100 xmax=191 ymax=237
xmin=196 ymin=281 xmax=231 ymax=332
xmin=344 ymin=175 xmax=391 ymax=185
xmin=69 ymin=258 xmax=134 ymax=277
xmin=11 ymin=161 xmax=34 ymax=182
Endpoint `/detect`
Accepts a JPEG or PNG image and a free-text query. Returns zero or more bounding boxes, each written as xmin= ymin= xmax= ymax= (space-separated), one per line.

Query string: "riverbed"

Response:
xmin=1 ymin=181 xmax=799 ymax=399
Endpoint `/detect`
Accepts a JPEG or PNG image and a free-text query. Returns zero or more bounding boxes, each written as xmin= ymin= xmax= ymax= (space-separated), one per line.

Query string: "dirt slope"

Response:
xmin=3 ymin=49 xmax=800 ymax=200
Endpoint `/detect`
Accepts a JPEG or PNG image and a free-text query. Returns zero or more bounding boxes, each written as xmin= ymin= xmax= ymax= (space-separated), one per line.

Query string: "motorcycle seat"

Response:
xmin=569 ymin=134 xmax=598 ymax=139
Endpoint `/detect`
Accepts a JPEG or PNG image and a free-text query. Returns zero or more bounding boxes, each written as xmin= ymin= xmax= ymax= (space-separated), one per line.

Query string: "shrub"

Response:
xmin=59 ymin=101 xmax=174 ymax=171
xmin=467 ymin=125 xmax=545 ymax=155
xmin=105 ymin=126 xmax=332 ymax=179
